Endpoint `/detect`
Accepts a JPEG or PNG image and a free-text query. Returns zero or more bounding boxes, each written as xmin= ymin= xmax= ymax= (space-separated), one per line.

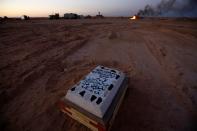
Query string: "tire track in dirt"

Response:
xmin=143 ymin=29 xmax=197 ymax=106
xmin=0 ymin=37 xmax=89 ymax=108
xmin=112 ymin=30 xmax=193 ymax=131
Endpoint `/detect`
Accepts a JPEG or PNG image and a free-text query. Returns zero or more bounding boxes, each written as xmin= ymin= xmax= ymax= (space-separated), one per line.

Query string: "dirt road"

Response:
xmin=0 ymin=18 xmax=197 ymax=131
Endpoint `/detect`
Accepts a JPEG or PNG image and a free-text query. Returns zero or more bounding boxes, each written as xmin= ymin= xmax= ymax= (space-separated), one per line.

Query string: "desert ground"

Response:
xmin=0 ymin=18 xmax=197 ymax=131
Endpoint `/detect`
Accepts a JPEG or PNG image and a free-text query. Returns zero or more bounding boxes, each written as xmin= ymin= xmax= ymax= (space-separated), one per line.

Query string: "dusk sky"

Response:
xmin=0 ymin=0 xmax=160 ymax=17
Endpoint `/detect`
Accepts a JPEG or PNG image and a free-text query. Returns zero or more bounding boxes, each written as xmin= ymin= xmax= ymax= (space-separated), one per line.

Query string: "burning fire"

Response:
xmin=130 ymin=15 xmax=137 ymax=20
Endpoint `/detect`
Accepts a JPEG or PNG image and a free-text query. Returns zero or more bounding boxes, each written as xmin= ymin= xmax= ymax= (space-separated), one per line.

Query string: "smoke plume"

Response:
xmin=137 ymin=0 xmax=197 ymax=17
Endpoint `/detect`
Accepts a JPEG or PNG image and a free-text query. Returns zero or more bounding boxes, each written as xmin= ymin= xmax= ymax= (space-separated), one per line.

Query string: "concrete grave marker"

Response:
xmin=65 ymin=65 xmax=125 ymax=118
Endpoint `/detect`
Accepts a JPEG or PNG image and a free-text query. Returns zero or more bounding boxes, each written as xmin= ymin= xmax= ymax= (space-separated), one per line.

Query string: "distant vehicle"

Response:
xmin=49 ymin=13 xmax=60 ymax=19
xmin=21 ymin=15 xmax=30 ymax=20
xmin=96 ymin=12 xmax=104 ymax=18
xmin=64 ymin=13 xmax=80 ymax=19
xmin=4 ymin=16 xmax=8 ymax=19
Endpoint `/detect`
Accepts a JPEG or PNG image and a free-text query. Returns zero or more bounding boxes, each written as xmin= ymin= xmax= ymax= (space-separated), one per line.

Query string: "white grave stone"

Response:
xmin=65 ymin=66 xmax=125 ymax=118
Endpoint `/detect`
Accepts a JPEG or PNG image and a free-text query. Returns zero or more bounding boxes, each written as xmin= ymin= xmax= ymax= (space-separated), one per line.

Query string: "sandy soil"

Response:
xmin=0 ymin=18 xmax=197 ymax=131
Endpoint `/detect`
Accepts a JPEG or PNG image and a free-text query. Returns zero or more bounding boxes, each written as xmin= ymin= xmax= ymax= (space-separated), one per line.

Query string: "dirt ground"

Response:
xmin=0 ymin=18 xmax=197 ymax=131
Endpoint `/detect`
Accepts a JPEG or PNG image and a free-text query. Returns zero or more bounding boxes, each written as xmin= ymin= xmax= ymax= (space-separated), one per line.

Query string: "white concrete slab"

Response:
xmin=65 ymin=65 xmax=125 ymax=118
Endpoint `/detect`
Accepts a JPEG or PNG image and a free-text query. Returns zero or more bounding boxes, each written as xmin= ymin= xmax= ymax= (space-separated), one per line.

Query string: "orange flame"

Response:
xmin=130 ymin=15 xmax=137 ymax=20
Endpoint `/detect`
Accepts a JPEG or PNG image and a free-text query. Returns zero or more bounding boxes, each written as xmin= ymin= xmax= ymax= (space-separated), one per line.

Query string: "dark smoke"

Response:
xmin=137 ymin=0 xmax=197 ymax=17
